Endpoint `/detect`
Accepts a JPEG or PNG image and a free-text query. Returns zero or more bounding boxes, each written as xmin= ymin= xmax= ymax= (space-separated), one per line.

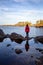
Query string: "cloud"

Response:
xmin=0 ymin=9 xmax=43 ymax=24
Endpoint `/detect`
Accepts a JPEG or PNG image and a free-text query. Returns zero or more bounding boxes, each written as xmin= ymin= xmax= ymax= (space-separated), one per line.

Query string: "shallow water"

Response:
xmin=0 ymin=26 xmax=43 ymax=65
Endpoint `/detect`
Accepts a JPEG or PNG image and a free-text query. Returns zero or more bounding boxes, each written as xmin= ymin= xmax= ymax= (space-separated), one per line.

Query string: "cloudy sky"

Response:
xmin=0 ymin=0 xmax=43 ymax=25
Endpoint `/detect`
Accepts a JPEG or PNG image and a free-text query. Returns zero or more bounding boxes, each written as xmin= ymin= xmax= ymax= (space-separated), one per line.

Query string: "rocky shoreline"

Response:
xmin=0 ymin=29 xmax=43 ymax=43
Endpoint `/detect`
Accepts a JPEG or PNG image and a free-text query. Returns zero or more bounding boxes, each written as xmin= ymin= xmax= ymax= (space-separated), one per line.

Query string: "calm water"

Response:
xmin=0 ymin=26 xmax=43 ymax=65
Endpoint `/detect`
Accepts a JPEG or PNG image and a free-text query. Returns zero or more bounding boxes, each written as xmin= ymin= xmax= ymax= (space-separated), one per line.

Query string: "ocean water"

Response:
xmin=0 ymin=26 xmax=43 ymax=37
xmin=0 ymin=26 xmax=43 ymax=65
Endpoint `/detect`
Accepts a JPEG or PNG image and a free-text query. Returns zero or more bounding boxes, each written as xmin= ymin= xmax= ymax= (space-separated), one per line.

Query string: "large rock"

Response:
xmin=34 ymin=36 xmax=43 ymax=43
xmin=0 ymin=29 xmax=5 ymax=37
xmin=0 ymin=29 xmax=5 ymax=42
xmin=9 ymin=33 xmax=25 ymax=43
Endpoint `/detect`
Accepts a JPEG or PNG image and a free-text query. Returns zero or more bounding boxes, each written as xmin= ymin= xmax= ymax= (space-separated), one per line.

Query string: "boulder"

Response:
xmin=34 ymin=36 xmax=43 ymax=43
xmin=0 ymin=29 xmax=5 ymax=42
xmin=25 ymin=36 xmax=33 ymax=40
xmin=0 ymin=29 xmax=5 ymax=37
xmin=9 ymin=33 xmax=25 ymax=43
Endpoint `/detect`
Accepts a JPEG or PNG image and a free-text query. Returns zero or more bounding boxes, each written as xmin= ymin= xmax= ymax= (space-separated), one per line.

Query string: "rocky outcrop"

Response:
xmin=35 ymin=56 xmax=43 ymax=65
xmin=9 ymin=33 xmax=25 ymax=43
xmin=0 ymin=29 xmax=5 ymax=42
xmin=34 ymin=36 xmax=43 ymax=43
xmin=0 ymin=29 xmax=43 ymax=44
xmin=0 ymin=29 xmax=5 ymax=37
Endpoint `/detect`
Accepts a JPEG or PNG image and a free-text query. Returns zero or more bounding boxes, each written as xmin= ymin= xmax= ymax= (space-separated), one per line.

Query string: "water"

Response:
xmin=0 ymin=26 xmax=43 ymax=37
xmin=0 ymin=26 xmax=43 ymax=65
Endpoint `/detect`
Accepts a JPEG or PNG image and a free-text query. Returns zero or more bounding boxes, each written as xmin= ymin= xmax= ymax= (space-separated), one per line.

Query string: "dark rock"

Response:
xmin=0 ymin=29 xmax=5 ymax=37
xmin=36 ymin=48 xmax=43 ymax=52
xmin=12 ymin=48 xmax=14 ymax=50
xmin=35 ymin=56 xmax=43 ymax=65
xmin=7 ymin=44 xmax=11 ymax=47
xmin=0 ymin=38 xmax=4 ymax=42
xmin=25 ymin=36 xmax=33 ymax=40
xmin=0 ymin=29 xmax=5 ymax=42
xmin=15 ymin=49 xmax=22 ymax=54
xmin=34 ymin=36 xmax=43 ymax=43
xmin=10 ymin=33 xmax=25 ymax=43
xmin=5 ymin=34 xmax=10 ymax=38
xmin=31 ymin=55 xmax=33 ymax=58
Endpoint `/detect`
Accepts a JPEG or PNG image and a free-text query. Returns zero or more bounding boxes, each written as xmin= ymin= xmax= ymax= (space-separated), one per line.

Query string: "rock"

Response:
xmin=15 ymin=49 xmax=22 ymax=54
xmin=34 ymin=36 xmax=43 ymax=43
xmin=0 ymin=29 xmax=5 ymax=42
xmin=35 ymin=59 xmax=41 ymax=65
xmin=0 ymin=29 xmax=5 ymax=37
xmin=7 ymin=44 xmax=11 ymax=47
xmin=9 ymin=33 xmax=25 ymax=43
xmin=0 ymin=38 xmax=4 ymax=42
xmin=36 ymin=48 xmax=43 ymax=52
xmin=31 ymin=55 xmax=33 ymax=58
xmin=25 ymin=36 xmax=33 ymax=40
xmin=35 ymin=56 xmax=43 ymax=65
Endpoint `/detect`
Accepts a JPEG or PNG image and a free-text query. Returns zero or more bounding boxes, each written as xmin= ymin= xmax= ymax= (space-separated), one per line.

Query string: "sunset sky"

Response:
xmin=0 ymin=0 xmax=43 ymax=25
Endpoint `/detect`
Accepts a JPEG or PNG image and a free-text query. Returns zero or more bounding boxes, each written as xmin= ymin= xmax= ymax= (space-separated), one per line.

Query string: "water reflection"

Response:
xmin=25 ymin=40 xmax=29 ymax=52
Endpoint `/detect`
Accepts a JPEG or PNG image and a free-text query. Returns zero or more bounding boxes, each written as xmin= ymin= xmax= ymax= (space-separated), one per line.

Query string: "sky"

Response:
xmin=0 ymin=0 xmax=43 ymax=25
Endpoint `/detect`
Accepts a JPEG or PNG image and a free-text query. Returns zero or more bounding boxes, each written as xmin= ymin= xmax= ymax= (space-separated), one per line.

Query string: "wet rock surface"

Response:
xmin=15 ymin=49 xmax=22 ymax=54
xmin=7 ymin=44 xmax=11 ymax=47
xmin=9 ymin=33 xmax=25 ymax=43
xmin=36 ymin=48 xmax=43 ymax=54
xmin=0 ymin=29 xmax=5 ymax=37
xmin=0 ymin=29 xmax=43 ymax=44
xmin=34 ymin=36 xmax=43 ymax=43
xmin=35 ymin=56 xmax=43 ymax=65
xmin=0 ymin=29 xmax=6 ymax=42
xmin=25 ymin=36 xmax=33 ymax=40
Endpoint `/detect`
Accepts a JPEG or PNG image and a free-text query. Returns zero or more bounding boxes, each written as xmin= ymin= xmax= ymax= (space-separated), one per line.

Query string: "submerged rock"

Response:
xmin=7 ymin=44 xmax=11 ymax=47
xmin=35 ymin=56 xmax=43 ymax=65
xmin=9 ymin=33 xmax=25 ymax=43
xmin=36 ymin=48 xmax=43 ymax=54
xmin=34 ymin=36 xmax=43 ymax=43
xmin=36 ymin=48 xmax=43 ymax=52
xmin=15 ymin=49 xmax=22 ymax=54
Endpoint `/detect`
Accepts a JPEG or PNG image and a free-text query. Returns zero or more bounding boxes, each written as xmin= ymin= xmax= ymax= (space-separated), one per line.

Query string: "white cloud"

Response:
xmin=0 ymin=9 xmax=43 ymax=24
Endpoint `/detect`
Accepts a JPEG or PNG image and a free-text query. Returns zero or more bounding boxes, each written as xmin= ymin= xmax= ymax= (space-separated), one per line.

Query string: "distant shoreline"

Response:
xmin=0 ymin=25 xmax=43 ymax=28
